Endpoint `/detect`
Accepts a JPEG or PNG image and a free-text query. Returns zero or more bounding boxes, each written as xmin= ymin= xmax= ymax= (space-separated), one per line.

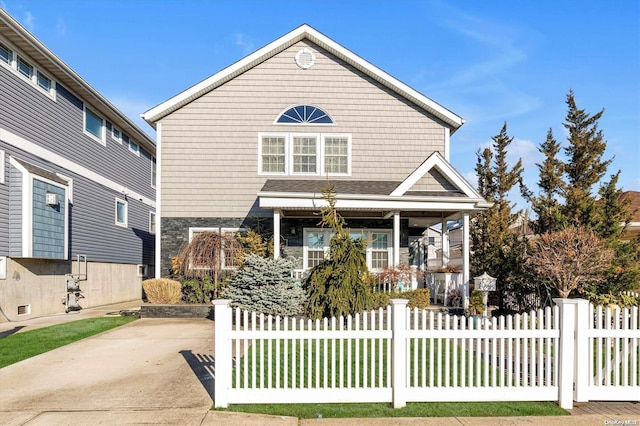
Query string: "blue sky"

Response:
xmin=2 ymin=0 xmax=639 ymax=210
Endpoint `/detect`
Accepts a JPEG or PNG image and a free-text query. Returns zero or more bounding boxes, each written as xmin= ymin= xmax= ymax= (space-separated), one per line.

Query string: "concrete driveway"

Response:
xmin=1 ymin=318 xmax=213 ymax=425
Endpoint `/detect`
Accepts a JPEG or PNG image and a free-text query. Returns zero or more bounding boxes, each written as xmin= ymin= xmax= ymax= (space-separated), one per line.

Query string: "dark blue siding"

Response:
xmin=32 ymin=178 xmax=66 ymax=259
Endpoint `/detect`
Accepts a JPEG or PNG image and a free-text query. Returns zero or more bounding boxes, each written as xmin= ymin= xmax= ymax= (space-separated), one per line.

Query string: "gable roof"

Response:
xmin=142 ymin=24 xmax=464 ymax=131
xmin=0 ymin=9 xmax=155 ymax=153
xmin=390 ymin=152 xmax=483 ymax=200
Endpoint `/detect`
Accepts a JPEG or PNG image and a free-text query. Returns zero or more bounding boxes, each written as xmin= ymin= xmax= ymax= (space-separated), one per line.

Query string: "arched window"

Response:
xmin=276 ymin=105 xmax=333 ymax=124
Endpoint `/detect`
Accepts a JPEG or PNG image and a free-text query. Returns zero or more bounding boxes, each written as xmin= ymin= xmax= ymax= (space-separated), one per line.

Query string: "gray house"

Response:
xmin=143 ymin=25 xmax=489 ymax=292
xmin=0 ymin=10 xmax=156 ymax=321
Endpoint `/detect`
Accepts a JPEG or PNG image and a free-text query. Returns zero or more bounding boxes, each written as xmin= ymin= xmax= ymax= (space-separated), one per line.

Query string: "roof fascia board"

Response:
xmin=259 ymin=196 xmax=484 ymax=211
xmin=391 ymin=152 xmax=482 ymax=199
xmin=142 ymin=24 xmax=464 ymax=130
xmin=0 ymin=10 xmax=155 ymax=152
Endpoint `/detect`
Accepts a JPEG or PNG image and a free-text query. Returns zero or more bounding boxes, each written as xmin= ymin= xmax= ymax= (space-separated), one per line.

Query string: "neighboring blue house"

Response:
xmin=0 ymin=9 xmax=156 ymax=321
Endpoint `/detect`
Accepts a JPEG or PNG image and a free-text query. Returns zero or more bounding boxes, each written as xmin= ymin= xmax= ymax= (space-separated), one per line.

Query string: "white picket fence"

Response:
xmin=213 ymin=298 xmax=640 ymax=409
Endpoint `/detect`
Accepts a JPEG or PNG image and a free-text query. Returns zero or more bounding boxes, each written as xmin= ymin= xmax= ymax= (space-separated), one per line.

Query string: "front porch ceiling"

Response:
xmin=279 ymin=208 xmax=465 ymax=228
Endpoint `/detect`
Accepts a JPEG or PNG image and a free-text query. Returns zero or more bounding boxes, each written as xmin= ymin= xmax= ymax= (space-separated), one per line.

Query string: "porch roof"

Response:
xmin=258 ymin=179 xmax=489 ymax=224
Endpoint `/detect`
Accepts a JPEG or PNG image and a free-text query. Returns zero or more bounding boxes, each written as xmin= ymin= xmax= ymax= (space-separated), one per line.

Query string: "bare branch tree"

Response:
xmin=527 ymin=226 xmax=614 ymax=298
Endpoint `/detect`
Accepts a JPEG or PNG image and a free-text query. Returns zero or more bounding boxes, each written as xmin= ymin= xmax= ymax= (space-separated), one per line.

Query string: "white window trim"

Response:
xmin=137 ymin=264 xmax=148 ymax=278
xmin=111 ymin=126 xmax=122 ymax=143
xmin=83 ymin=105 xmax=106 ymax=145
xmin=290 ymin=133 xmax=320 ymax=176
xmin=115 ymin=197 xmax=128 ymax=227
xmin=302 ymin=228 xmax=392 ymax=272
xmin=151 ymin=155 xmax=156 ymax=188
xmin=129 ymin=140 xmax=140 ymax=156
xmin=0 ymin=37 xmax=56 ymax=100
xmin=320 ymin=134 xmax=352 ymax=176
xmin=0 ymin=256 xmax=6 ymax=280
xmin=0 ymin=150 xmax=5 ymax=184
xmin=149 ymin=211 xmax=156 ymax=234
xmin=257 ymin=132 xmax=352 ymax=177
xmin=257 ymin=133 xmax=288 ymax=175
xmin=188 ymin=227 xmax=245 ymax=270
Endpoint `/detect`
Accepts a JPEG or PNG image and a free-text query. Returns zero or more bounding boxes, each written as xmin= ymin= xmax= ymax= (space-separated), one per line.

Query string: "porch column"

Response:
xmin=462 ymin=212 xmax=470 ymax=308
xmin=273 ymin=209 xmax=281 ymax=259
xmin=441 ymin=218 xmax=449 ymax=267
xmin=393 ymin=211 xmax=400 ymax=266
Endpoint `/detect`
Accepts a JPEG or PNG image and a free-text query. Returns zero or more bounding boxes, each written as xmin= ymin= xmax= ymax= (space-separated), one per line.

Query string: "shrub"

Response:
xmin=385 ymin=289 xmax=431 ymax=309
xmin=142 ymin=278 xmax=182 ymax=304
xmin=370 ymin=291 xmax=391 ymax=309
xmin=223 ymin=254 xmax=306 ymax=316
xmin=181 ymin=276 xmax=217 ymax=303
xmin=469 ymin=289 xmax=484 ymax=315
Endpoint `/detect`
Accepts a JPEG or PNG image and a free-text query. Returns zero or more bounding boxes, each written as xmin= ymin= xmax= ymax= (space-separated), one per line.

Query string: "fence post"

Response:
xmin=573 ymin=299 xmax=590 ymax=402
xmin=553 ymin=298 xmax=578 ymax=409
xmin=391 ymin=298 xmax=409 ymax=408
xmin=213 ymin=299 xmax=232 ymax=408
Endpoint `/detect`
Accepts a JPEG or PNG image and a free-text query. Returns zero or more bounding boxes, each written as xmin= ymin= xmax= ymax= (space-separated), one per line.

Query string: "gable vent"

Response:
xmin=295 ymin=48 xmax=315 ymax=69
xmin=17 ymin=304 xmax=30 ymax=315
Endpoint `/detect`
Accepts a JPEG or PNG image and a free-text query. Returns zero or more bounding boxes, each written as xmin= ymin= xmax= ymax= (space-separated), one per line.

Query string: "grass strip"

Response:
xmin=218 ymin=401 xmax=568 ymax=418
xmin=0 ymin=316 xmax=137 ymax=368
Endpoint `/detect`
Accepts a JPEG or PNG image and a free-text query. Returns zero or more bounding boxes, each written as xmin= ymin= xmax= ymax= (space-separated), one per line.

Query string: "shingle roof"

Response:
xmin=13 ymin=158 xmax=68 ymax=185
xmin=621 ymin=191 xmax=640 ymax=222
xmin=261 ymin=179 xmax=400 ymax=195
xmin=260 ymin=179 xmax=465 ymax=197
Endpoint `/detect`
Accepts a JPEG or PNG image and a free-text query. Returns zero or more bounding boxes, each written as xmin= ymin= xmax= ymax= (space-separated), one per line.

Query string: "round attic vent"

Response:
xmin=295 ymin=48 xmax=316 ymax=69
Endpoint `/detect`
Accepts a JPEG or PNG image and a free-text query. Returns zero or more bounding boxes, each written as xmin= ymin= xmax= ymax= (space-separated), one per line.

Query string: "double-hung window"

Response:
xmin=258 ymin=133 xmax=351 ymax=176
xmin=17 ymin=56 xmax=33 ymax=79
xmin=260 ymin=136 xmax=286 ymax=174
xmin=188 ymin=228 xmax=244 ymax=270
xmin=292 ymin=135 xmax=318 ymax=174
xmin=303 ymin=229 xmax=391 ymax=271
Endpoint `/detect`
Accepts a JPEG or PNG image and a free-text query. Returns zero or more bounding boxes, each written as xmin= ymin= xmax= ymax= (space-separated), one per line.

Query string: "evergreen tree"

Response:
xmin=224 ymin=254 xmax=306 ymax=316
xmin=471 ymin=123 xmax=530 ymax=312
xmin=561 ymin=90 xmax=613 ymax=230
xmin=304 ymin=185 xmax=374 ymax=320
xmin=526 ymin=129 xmax=565 ymax=234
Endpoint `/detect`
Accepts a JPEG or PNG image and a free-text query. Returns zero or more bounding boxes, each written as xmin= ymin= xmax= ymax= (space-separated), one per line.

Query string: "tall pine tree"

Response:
xmin=561 ymin=89 xmax=613 ymax=230
xmin=526 ymin=129 xmax=565 ymax=234
xmin=471 ymin=123 xmax=530 ymax=312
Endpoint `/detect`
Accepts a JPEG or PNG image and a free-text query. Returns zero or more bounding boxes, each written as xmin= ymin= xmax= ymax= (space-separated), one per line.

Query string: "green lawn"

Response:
xmin=0 ymin=316 xmax=137 ymax=368
xmin=218 ymin=401 xmax=568 ymax=418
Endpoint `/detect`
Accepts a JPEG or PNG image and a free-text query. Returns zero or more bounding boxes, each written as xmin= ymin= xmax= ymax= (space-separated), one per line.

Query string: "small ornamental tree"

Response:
xmin=304 ymin=185 xmax=374 ymax=320
xmin=223 ymin=254 xmax=305 ymax=316
xmin=173 ymin=231 xmax=243 ymax=298
xmin=527 ymin=226 xmax=614 ymax=298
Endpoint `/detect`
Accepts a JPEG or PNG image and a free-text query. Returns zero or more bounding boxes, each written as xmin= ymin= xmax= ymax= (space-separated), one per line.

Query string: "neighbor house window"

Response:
xmin=115 ymin=198 xmax=127 ymax=227
xmin=129 ymin=140 xmax=139 ymax=155
xmin=306 ymin=231 xmax=326 ymax=269
xmin=292 ymin=136 xmax=318 ymax=173
xmin=17 ymin=56 xmax=33 ymax=79
xmin=112 ymin=126 xmax=122 ymax=143
xmin=149 ymin=212 xmax=156 ymax=234
xmin=258 ymin=133 xmax=351 ymax=176
xmin=151 ymin=156 xmax=157 ymax=187
xmin=84 ymin=106 xmax=105 ymax=143
xmin=260 ymin=136 xmax=286 ymax=174
xmin=0 ymin=41 xmax=13 ymax=65
xmin=37 ymin=71 xmax=51 ymax=92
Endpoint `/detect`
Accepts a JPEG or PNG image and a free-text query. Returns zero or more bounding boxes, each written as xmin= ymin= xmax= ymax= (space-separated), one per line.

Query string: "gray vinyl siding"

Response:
xmin=0 ymin=149 xmax=7 ymax=254
xmin=0 ymin=65 xmax=154 ymax=201
xmin=8 ymin=162 xmax=22 ymax=256
xmin=32 ymin=178 xmax=66 ymax=259
xmin=160 ymin=40 xmax=448 ymax=218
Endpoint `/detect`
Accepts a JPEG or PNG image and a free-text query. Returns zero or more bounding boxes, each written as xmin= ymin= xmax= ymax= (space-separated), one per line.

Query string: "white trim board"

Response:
xmin=0 ymin=126 xmax=155 ymax=208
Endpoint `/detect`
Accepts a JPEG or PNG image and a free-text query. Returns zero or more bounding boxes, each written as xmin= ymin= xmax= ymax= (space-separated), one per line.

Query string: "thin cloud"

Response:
xmin=57 ymin=19 xmax=66 ymax=36
xmin=234 ymin=32 xmax=255 ymax=55
xmin=23 ymin=11 xmax=34 ymax=31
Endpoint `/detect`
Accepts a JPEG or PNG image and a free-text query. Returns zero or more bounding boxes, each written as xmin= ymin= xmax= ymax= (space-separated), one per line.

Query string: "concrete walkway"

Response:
xmin=0 ymin=303 xmax=638 ymax=425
